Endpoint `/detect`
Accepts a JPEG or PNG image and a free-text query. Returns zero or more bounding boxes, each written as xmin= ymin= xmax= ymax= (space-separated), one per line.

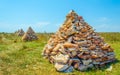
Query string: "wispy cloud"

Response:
xmin=93 ymin=17 xmax=120 ymax=32
xmin=15 ymin=22 xmax=61 ymax=32
xmin=36 ymin=22 xmax=50 ymax=27
xmin=97 ymin=17 xmax=109 ymax=22
xmin=94 ymin=24 xmax=108 ymax=28
xmin=0 ymin=21 xmax=51 ymax=32
xmin=93 ymin=23 xmax=120 ymax=32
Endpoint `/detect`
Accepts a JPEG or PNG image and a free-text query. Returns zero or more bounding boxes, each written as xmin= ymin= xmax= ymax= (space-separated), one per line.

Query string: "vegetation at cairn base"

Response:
xmin=0 ymin=32 xmax=120 ymax=75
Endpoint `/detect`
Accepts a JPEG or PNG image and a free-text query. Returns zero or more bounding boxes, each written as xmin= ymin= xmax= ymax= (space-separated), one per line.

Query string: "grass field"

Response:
xmin=0 ymin=32 xmax=120 ymax=75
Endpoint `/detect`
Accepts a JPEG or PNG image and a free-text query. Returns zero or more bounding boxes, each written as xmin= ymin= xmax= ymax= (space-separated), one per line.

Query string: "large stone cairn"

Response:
xmin=22 ymin=27 xmax=38 ymax=41
xmin=15 ymin=29 xmax=25 ymax=36
xmin=42 ymin=10 xmax=116 ymax=72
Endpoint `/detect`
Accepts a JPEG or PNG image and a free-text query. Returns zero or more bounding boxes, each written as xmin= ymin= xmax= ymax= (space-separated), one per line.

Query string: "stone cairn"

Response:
xmin=22 ymin=27 xmax=38 ymax=41
xmin=15 ymin=29 xmax=25 ymax=36
xmin=42 ymin=10 xmax=116 ymax=72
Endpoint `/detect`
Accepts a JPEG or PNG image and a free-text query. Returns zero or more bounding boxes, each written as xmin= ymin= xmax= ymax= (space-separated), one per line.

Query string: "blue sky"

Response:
xmin=0 ymin=0 xmax=120 ymax=32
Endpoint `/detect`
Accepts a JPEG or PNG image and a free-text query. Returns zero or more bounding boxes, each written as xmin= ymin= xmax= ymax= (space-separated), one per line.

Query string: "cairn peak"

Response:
xmin=65 ymin=10 xmax=84 ymax=25
xmin=66 ymin=10 xmax=78 ymax=19
xmin=69 ymin=10 xmax=75 ymax=13
xmin=26 ymin=26 xmax=35 ymax=34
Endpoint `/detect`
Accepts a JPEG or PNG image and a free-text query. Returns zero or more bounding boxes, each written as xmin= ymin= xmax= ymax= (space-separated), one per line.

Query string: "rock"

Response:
xmin=70 ymin=58 xmax=80 ymax=62
xmin=82 ymin=59 xmax=92 ymax=65
xmin=96 ymin=52 xmax=104 ymax=57
xmin=101 ymin=43 xmax=110 ymax=50
xmin=106 ymin=66 xmax=112 ymax=71
xmin=63 ymin=42 xmax=78 ymax=48
xmin=71 ymin=51 xmax=77 ymax=57
xmin=63 ymin=66 xmax=74 ymax=72
xmin=55 ymin=63 xmax=69 ymax=72
xmin=47 ymin=44 xmax=53 ymax=50
xmin=68 ymin=48 xmax=77 ymax=51
xmin=52 ymin=54 xmax=69 ymax=64
xmin=92 ymin=36 xmax=100 ymax=39
xmin=87 ymin=64 xmax=94 ymax=68
xmin=73 ymin=62 xmax=80 ymax=69
xmin=78 ymin=55 xmax=90 ymax=60
xmin=107 ymin=55 xmax=115 ymax=60
xmin=81 ymin=28 xmax=88 ymax=33
xmin=51 ymin=52 xmax=57 ymax=55
xmin=91 ymin=55 xmax=98 ymax=59
xmin=67 ymin=36 xmax=73 ymax=42
xmin=93 ymin=61 xmax=100 ymax=64
xmin=59 ymin=49 xmax=67 ymax=54
xmin=89 ymin=45 xmax=96 ymax=50
xmin=78 ymin=64 xmax=87 ymax=71
xmin=53 ymin=44 xmax=61 ymax=52
xmin=107 ymin=52 xmax=115 ymax=55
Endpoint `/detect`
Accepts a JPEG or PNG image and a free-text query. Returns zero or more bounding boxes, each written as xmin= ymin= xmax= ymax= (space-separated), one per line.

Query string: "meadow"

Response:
xmin=0 ymin=32 xmax=120 ymax=75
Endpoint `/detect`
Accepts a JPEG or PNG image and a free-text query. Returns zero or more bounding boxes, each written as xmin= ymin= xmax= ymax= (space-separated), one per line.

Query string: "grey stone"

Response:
xmin=107 ymin=52 xmax=115 ymax=55
xmin=78 ymin=64 xmax=87 ymax=71
xmin=82 ymin=59 xmax=92 ymax=65
xmin=63 ymin=66 xmax=74 ymax=72
xmin=55 ymin=63 xmax=69 ymax=72
xmin=93 ymin=61 xmax=100 ymax=64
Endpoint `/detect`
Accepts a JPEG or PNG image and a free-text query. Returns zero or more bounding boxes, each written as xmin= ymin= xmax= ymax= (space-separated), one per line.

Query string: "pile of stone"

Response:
xmin=22 ymin=27 xmax=38 ymax=41
xmin=15 ymin=29 xmax=25 ymax=36
xmin=42 ymin=10 xmax=116 ymax=72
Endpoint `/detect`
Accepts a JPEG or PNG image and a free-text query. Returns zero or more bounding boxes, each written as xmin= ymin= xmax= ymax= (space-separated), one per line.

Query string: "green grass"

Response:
xmin=0 ymin=32 xmax=120 ymax=75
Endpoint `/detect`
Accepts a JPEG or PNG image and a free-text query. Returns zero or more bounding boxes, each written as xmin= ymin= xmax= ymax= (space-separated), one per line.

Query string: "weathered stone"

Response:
xmin=93 ymin=61 xmax=100 ymax=64
xmin=71 ymin=51 xmax=77 ymax=57
xmin=67 ymin=36 xmax=73 ymax=43
xmin=53 ymin=44 xmax=61 ymax=52
xmin=78 ymin=64 xmax=87 ymax=71
xmin=73 ymin=62 xmax=80 ymax=69
xmin=63 ymin=42 xmax=78 ymax=48
xmin=68 ymin=48 xmax=77 ymax=51
xmin=89 ymin=45 xmax=96 ymax=50
xmin=63 ymin=66 xmax=74 ymax=72
xmin=82 ymin=59 xmax=92 ymax=65
xmin=52 ymin=54 xmax=69 ymax=64
xmin=55 ymin=63 xmax=69 ymax=72
xmin=87 ymin=64 xmax=94 ymax=68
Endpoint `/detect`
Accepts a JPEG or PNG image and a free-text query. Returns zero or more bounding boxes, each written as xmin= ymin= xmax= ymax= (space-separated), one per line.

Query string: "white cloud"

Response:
xmin=92 ymin=17 xmax=117 ymax=32
xmin=55 ymin=23 xmax=61 ymax=27
xmin=93 ymin=23 xmax=120 ymax=32
xmin=36 ymin=22 xmax=50 ymax=27
xmin=0 ymin=21 xmax=51 ymax=32
xmin=95 ymin=24 xmax=107 ymax=28
xmin=97 ymin=17 xmax=109 ymax=22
